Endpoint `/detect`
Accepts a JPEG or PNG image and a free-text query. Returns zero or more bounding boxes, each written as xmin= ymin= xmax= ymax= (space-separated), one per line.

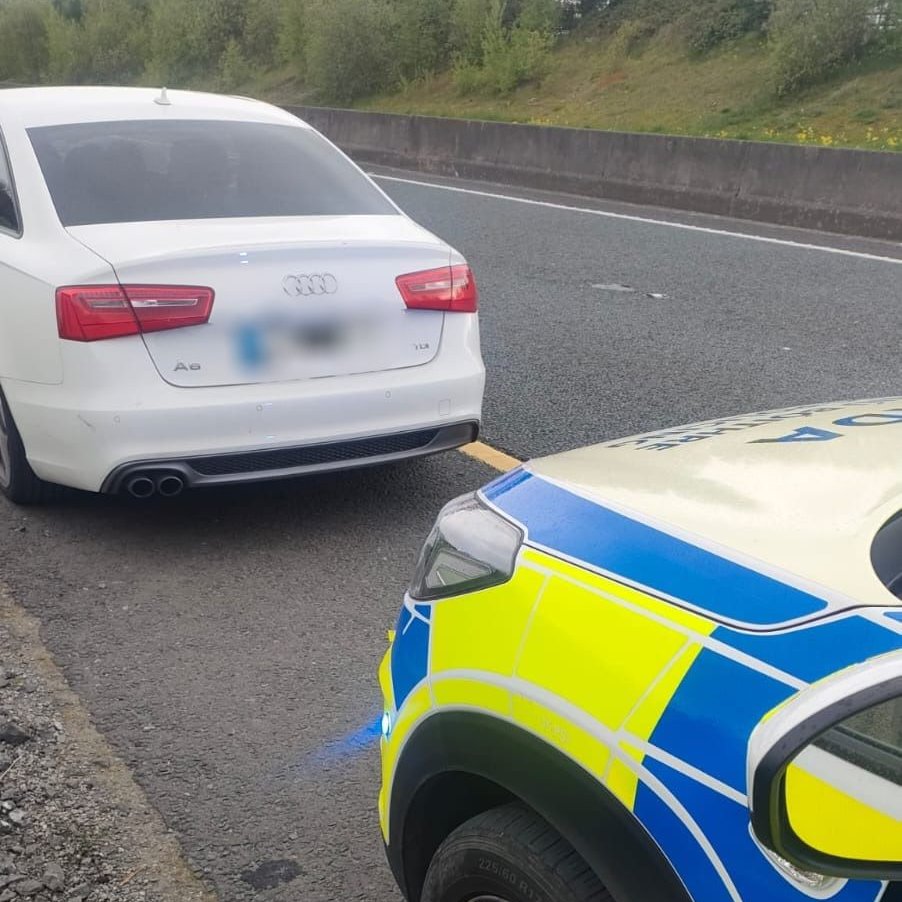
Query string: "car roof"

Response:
xmin=524 ymin=397 xmax=902 ymax=610
xmin=0 ymin=86 xmax=307 ymax=130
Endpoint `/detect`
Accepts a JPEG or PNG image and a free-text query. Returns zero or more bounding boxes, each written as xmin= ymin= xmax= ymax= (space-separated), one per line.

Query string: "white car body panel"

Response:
xmin=0 ymin=87 xmax=485 ymax=493
xmin=68 ymin=216 xmax=450 ymax=387
xmin=5 ymin=313 xmax=482 ymax=492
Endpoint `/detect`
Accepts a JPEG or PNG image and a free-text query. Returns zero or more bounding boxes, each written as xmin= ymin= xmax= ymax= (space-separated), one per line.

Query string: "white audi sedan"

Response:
xmin=0 ymin=87 xmax=484 ymax=502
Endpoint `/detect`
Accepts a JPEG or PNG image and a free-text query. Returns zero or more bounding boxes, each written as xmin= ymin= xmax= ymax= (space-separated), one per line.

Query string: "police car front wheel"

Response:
xmin=421 ymin=803 xmax=611 ymax=902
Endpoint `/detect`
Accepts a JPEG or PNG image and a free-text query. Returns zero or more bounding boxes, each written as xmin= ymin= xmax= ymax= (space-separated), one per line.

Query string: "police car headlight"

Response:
xmin=409 ymin=493 xmax=523 ymax=601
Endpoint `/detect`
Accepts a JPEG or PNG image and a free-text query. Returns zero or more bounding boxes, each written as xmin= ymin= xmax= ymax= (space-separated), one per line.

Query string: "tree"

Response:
xmin=51 ymin=0 xmax=83 ymax=21
xmin=686 ymin=0 xmax=772 ymax=53
xmin=769 ymin=0 xmax=875 ymax=94
xmin=0 ymin=0 xmax=51 ymax=82
xmin=242 ymin=0 xmax=282 ymax=64
xmin=44 ymin=7 xmax=88 ymax=82
xmin=218 ymin=37 xmax=250 ymax=90
xmin=451 ymin=0 xmax=492 ymax=63
xmin=391 ymin=0 xmax=454 ymax=80
xmin=304 ymin=0 xmax=398 ymax=102
xmin=516 ymin=0 xmax=562 ymax=33
xmin=453 ymin=0 xmax=554 ymax=95
xmin=278 ymin=0 xmax=311 ymax=68
xmin=148 ymin=0 xmax=247 ymax=83
xmin=81 ymin=0 xmax=150 ymax=83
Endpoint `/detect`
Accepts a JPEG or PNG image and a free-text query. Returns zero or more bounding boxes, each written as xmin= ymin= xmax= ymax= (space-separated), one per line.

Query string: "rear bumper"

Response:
xmin=2 ymin=317 xmax=484 ymax=492
xmin=101 ymin=421 xmax=478 ymax=492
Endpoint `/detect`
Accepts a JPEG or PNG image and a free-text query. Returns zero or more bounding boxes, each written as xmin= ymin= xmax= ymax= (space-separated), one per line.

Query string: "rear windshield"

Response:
xmin=28 ymin=119 xmax=396 ymax=226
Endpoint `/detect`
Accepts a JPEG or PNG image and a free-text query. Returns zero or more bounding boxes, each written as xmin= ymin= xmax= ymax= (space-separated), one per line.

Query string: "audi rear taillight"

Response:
xmin=56 ymin=285 xmax=214 ymax=342
xmin=396 ymin=264 xmax=478 ymax=313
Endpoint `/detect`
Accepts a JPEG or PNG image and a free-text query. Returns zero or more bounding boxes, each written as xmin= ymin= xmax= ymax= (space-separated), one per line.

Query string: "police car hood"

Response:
xmin=526 ymin=398 xmax=902 ymax=613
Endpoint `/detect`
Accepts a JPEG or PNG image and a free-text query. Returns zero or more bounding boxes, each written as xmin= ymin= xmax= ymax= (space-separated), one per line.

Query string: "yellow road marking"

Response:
xmin=459 ymin=441 xmax=521 ymax=472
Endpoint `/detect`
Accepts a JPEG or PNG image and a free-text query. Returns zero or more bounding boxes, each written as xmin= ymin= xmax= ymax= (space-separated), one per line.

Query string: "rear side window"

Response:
xmin=0 ymin=130 xmax=20 ymax=235
xmin=27 ymin=119 xmax=396 ymax=226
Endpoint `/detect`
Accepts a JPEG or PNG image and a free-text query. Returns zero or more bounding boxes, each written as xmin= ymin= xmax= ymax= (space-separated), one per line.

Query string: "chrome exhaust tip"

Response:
xmin=126 ymin=475 xmax=156 ymax=499
xmin=156 ymin=475 xmax=185 ymax=498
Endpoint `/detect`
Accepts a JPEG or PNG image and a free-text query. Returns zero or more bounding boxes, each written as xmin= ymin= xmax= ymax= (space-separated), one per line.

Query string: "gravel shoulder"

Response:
xmin=0 ymin=589 xmax=215 ymax=902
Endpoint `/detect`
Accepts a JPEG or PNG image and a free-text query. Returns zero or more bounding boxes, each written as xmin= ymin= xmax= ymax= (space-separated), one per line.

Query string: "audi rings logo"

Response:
xmin=282 ymin=273 xmax=338 ymax=296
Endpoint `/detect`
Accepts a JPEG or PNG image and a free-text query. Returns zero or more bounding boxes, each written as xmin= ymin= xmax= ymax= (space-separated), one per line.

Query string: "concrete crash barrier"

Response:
xmin=286 ymin=105 xmax=902 ymax=242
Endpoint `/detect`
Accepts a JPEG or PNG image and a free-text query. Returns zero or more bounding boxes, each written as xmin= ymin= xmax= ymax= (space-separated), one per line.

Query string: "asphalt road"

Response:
xmin=373 ymin=169 xmax=902 ymax=457
xmin=2 ymin=174 xmax=901 ymax=901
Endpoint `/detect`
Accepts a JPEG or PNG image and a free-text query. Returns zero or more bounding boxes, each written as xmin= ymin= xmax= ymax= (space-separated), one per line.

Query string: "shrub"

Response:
xmin=303 ymin=0 xmax=398 ymax=102
xmin=559 ymin=0 xmax=603 ymax=29
xmin=51 ymin=0 xmax=85 ymax=20
xmin=242 ymin=0 xmax=282 ymax=65
xmin=0 ymin=0 xmax=51 ymax=82
xmin=200 ymin=0 xmax=249 ymax=58
xmin=452 ymin=59 xmax=485 ymax=94
xmin=769 ymin=0 xmax=875 ymax=95
xmin=485 ymin=24 xmax=552 ymax=92
xmin=147 ymin=0 xmax=247 ymax=84
xmin=875 ymin=0 xmax=902 ymax=52
xmin=44 ymin=0 xmax=148 ymax=85
xmin=390 ymin=0 xmax=454 ymax=80
xmin=515 ymin=0 xmax=562 ymax=33
xmin=608 ymin=17 xmax=657 ymax=61
xmin=81 ymin=0 xmax=150 ymax=83
xmin=277 ymin=0 xmax=310 ymax=68
xmin=454 ymin=8 xmax=552 ymax=96
xmin=601 ymin=0 xmax=685 ymax=33
xmin=147 ymin=0 xmax=209 ymax=82
xmin=451 ymin=0 xmax=492 ymax=64
xmin=685 ymin=0 xmax=771 ymax=53
xmin=44 ymin=9 xmax=88 ymax=82
xmin=218 ymin=38 xmax=250 ymax=90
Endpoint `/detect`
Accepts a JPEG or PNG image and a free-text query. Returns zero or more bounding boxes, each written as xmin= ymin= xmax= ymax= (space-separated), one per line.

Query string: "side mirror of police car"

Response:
xmin=748 ymin=652 xmax=902 ymax=882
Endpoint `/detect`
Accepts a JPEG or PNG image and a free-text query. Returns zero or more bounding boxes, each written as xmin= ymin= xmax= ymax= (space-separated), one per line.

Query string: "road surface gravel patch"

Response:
xmin=0 ymin=590 xmax=215 ymax=902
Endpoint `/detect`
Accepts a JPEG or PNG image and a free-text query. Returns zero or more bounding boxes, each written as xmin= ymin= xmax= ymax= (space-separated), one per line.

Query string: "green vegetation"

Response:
xmin=0 ymin=0 xmax=899 ymax=151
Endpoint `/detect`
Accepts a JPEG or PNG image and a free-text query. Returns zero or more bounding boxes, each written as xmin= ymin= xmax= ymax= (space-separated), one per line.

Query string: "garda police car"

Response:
xmin=378 ymin=398 xmax=902 ymax=902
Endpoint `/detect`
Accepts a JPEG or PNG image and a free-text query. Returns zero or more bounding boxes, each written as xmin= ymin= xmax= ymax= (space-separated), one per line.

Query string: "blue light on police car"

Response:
xmin=381 ymin=711 xmax=393 ymax=739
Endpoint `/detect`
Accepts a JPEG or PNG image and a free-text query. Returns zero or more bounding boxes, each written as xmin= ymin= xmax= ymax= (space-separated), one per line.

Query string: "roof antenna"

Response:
xmin=153 ymin=86 xmax=171 ymax=106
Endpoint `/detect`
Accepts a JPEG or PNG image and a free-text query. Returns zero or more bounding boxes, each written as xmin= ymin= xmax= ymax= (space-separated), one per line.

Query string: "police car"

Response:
xmin=379 ymin=398 xmax=902 ymax=902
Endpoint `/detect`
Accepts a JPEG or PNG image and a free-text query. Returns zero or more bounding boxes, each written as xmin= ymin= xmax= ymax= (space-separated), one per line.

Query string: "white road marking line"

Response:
xmin=373 ymin=174 xmax=902 ymax=265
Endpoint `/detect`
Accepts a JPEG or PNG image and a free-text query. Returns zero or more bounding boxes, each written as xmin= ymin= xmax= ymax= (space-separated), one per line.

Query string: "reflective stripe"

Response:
xmin=482 ymin=471 xmax=828 ymax=627
xmin=380 ymin=523 xmax=899 ymax=902
xmin=715 ymin=615 xmax=902 ymax=683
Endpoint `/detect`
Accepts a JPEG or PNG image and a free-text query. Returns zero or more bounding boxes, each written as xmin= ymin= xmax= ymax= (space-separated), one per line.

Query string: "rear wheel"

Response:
xmin=421 ymin=803 xmax=612 ymax=902
xmin=0 ymin=392 xmax=62 ymax=505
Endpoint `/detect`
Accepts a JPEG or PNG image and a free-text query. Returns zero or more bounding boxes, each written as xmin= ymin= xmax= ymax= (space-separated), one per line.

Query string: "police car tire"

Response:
xmin=421 ymin=802 xmax=612 ymax=902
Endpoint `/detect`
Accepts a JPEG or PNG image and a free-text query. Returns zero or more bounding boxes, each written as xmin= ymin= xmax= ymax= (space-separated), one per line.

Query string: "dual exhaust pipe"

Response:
xmin=125 ymin=472 xmax=186 ymax=499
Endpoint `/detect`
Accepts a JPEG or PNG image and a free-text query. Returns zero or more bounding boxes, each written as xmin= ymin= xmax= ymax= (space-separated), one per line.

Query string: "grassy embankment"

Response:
xmin=350 ymin=30 xmax=901 ymax=151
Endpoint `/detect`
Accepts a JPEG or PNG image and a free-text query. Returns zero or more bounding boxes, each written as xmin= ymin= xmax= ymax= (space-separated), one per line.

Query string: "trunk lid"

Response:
xmin=67 ymin=215 xmax=448 ymax=387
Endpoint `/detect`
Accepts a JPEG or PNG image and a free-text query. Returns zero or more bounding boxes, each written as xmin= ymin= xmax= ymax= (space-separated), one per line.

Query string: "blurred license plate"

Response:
xmin=293 ymin=321 xmax=345 ymax=349
xmin=236 ymin=320 xmax=351 ymax=369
